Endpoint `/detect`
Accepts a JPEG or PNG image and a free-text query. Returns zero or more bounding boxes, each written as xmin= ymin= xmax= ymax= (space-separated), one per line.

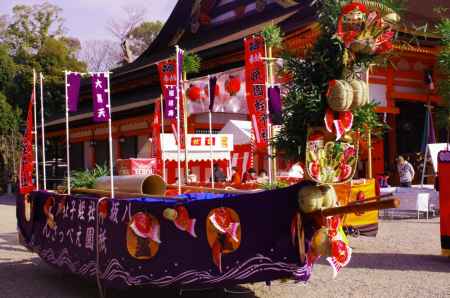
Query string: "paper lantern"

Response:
xmin=225 ymin=76 xmax=241 ymax=96
xmin=187 ymin=85 xmax=202 ymax=101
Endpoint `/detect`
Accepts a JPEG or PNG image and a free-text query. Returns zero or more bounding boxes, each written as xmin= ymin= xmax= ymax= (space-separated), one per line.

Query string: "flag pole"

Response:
xmin=160 ymin=94 xmax=166 ymax=182
xmin=182 ymin=72 xmax=189 ymax=184
xmin=33 ymin=69 xmax=40 ymax=190
xmin=208 ymin=75 xmax=215 ymax=188
xmin=175 ymin=46 xmax=182 ymax=194
xmin=106 ymin=72 xmax=115 ymax=198
xmin=39 ymin=73 xmax=47 ymax=190
xmin=264 ymin=43 xmax=273 ymax=184
xmin=64 ymin=71 xmax=71 ymax=195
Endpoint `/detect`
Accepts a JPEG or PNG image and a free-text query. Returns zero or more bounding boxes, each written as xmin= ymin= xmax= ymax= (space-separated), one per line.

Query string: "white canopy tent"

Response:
xmin=219 ymin=120 xmax=252 ymax=145
xmin=160 ymin=133 xmax=234 ymax=162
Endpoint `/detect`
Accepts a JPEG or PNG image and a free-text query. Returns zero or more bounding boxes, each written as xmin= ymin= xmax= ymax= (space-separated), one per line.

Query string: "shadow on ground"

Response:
xmin=0 ymin=257 xmax=259 ymax=298
xmin=348 ymin=252 xmax=450 ymax=273
xmin=0 ymin=194 xmax=16 ymax=206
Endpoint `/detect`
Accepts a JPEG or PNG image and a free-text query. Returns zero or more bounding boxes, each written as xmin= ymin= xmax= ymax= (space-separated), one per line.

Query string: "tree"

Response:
xmin=5 ymin=2 xmax=64 ymax=54
xmin=107 ymin=7 xmax=163 ymax=61
xmin=127 ymin=21 xmax=163 ymax=57
xmin=79 ymin=40 xmax=122 ymax=72
xmin=2 ymin=2 xmax=86 ymax=115
xmin=0 ymin=92 xmax=21 ymax=189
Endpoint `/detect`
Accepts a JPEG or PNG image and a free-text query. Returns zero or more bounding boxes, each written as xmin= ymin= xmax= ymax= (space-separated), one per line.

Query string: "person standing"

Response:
xmin=230 ymin=167 xmax=241 ymax=184
xmin=212 ymin=164 xmax=226 ymax=182
xmin=396 ymin=156 xmax=415 ymax=187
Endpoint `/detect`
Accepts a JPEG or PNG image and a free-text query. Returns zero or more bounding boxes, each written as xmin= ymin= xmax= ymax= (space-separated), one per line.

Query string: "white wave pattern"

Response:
xmin=37 ymin=248 xmax=310 ymax=287
xmin=101 ymin=254 xmax=309 ymax=287
xmin=39 ymin=248 xmax=96 ymax=277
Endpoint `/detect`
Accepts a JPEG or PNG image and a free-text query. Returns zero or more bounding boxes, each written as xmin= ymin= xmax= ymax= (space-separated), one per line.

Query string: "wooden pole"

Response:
xmin=182 ymin=71 xmax=189 ymax=183
xmin=366 ymin=67 xmax=373 ymax=179
xmin=367 ymin=127 xmax=373 ymax=179
xmin=175 ymin=46 xmax=182 ymax=194
xmin=160 ymin=95 xmax=166 ymax=182
xmin=39 ymin=73 xmax=47 ymax=190
xmin=105 ymin=72 xmax=115 ymax=199
xmin=311 ymin=198 xmax=400 ymax=217
xmin=33 ymin=69 xmax=39 ymax=190
xmin=64 ymin=71 xmax=71 ymax=195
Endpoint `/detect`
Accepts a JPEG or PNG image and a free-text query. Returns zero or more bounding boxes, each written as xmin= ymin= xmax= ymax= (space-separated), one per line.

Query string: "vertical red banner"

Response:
xmin=244 ymin=35 xmax=268 ymax=150
xmin=157 ymin=60 xmax=185 ymax=147
xmin=152 ymin=99 xmax=162 ymax=175
xmin=19 ymin=97 xmax=36 ymax=194
xmin=438 ymin=150 xmax=450 ymax=256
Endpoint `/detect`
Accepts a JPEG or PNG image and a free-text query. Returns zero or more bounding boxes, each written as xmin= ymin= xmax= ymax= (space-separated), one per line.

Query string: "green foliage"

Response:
xmin=274 ymin=0 xmax=396 ymax=160
xmin=260 ymin=180 xmax=289 ymax=190
xmin=353 ymin=102 xmax=389 ymax=140
xmin=127 ymin=21 xmax=163 ymax=57
xmin=183 ymin=53 xmax=201 ymax=74
xmin=1 ymin=2 xmax=86 ymax=116
xmin=0 ymin=93 xmax=21 ymax=182
xmin=262 ymin=24 xmax=283 ymax=49
xmin=434 ymin=17 xmax=450 ymax=130
xmin=71 ymin=164 xmax=110 ymax=189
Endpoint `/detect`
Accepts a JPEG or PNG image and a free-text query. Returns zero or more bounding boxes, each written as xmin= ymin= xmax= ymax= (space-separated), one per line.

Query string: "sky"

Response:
xmin=0 ymin=0 xmax=178 ymax=41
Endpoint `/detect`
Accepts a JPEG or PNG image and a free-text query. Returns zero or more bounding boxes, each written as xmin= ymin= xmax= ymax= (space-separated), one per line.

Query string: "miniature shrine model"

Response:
xmin=16 ymin=0 xmax=448 ymax=295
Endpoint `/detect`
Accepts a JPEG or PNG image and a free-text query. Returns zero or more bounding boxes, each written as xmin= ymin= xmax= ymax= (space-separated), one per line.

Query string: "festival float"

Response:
xmin=17 ymin=1 xmax=402 ymax=295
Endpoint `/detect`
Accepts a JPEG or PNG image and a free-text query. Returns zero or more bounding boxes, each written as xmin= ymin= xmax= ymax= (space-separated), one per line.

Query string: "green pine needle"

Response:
xmin=262 ymin=24 xmax=283 ymax=49
xmin=183 ymin=53 xmax=201 ymax=74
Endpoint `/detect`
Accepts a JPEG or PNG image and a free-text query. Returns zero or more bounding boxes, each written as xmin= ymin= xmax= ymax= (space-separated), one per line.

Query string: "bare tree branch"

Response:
xmin=78 ymin=40 xmax=122 ymax=72
xmin=107 ymin=6 xmax=147 ymax=42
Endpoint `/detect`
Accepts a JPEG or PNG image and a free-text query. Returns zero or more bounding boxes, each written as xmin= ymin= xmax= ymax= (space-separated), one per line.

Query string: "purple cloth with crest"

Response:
xmin=164 ymin=85 xmax=177 ymax=119
xmin=268 ymin=86 xmax=282 ymax=124
xmin=209 ymin=76 xmax=217 ymax=111
xmin=91 ymin=73 xmax=110 ymax=122
xmin=16 ymin=182 xmax=314 ymax=289
xmin=67 ymin=73 xmax=81 ymax=112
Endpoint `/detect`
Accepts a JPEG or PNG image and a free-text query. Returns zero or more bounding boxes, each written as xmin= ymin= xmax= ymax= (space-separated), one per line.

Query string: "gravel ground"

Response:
xmin=0 ymin=194 xmax=449 ymax=298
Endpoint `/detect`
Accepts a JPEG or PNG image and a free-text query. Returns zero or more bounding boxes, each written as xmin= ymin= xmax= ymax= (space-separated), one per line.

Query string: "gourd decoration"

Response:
xmin=326 ymin=80 xmax=354 ymax=112
xmin=297 ymin=184 xmax=337 ymax=214
xmin=350 ymin=79 xmax=369 ymax=109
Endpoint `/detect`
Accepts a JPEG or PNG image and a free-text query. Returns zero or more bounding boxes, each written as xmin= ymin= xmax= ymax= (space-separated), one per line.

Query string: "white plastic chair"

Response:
xmin=416 ymin=193 xmax=430 ymax=220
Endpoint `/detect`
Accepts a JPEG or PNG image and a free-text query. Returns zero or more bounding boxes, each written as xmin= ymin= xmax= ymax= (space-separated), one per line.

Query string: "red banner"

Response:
xmin=117 ymin=159 xmax=158 ymax=176
xmin=244 ymin=35 xmax=268 ymax=150
xmin=157 ymin=60 xmax=185 ymax=148
xmin=19 ymin=96 xmax=35 ymax=194
xmin=152 ymin=99 xmax=162 ymax=174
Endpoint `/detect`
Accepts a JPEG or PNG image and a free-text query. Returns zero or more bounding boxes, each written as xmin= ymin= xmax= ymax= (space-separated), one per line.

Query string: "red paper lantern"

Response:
xmin=225 ymin=76 xmax=241 ymax=96
xmin=187 ymin=84 xmax=202 ymax=101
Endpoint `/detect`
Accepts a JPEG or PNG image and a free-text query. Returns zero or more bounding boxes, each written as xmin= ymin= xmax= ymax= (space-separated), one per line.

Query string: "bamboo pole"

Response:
xmin=166 ymin=183 xmax=263 ymax=195
xmin=72 ymin=187 xmax=178 ymax=199
xmin=311 ymin=198 xmax=400 ymax=217
xmin=182 ymin=71 xmax=189 ymax=183
xmin=264 ymin=43 xmax=273 ymax=184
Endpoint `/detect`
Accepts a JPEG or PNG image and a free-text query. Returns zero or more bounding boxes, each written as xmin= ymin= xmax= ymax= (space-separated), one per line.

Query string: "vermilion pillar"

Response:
xmin=437 ymin=150 xmax=450 ymax=257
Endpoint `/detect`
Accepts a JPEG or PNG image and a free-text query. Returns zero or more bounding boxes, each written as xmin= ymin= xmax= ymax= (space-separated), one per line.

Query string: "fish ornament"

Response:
xmin=208 ymin=207 xmax=241 ymax=272
xmin=163 ymin=206 xmax=197 ymax=238
xmin=129 ymin=212 xmax=161 ymax=244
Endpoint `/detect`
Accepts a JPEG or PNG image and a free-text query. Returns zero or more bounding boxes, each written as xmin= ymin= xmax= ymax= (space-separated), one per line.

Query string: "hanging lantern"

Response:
xmin=225 ymin=75 xmax=241 ymax=96
xmin=187 ymin=84 xmax=202 ymax=101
